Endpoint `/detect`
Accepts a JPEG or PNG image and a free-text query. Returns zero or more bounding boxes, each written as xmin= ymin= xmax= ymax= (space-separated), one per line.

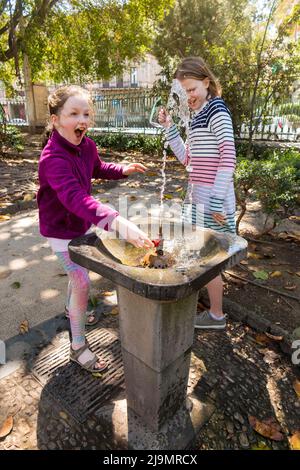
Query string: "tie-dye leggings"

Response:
xmin=55 ymin=251 xmax=89 ymax=348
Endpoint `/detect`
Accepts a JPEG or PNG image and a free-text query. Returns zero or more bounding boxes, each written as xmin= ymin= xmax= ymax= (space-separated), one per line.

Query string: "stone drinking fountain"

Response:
xmin=69 ymin=214 xmax=247 ymax=449
xmin=68 ymin=79 xmax=247 ymax=449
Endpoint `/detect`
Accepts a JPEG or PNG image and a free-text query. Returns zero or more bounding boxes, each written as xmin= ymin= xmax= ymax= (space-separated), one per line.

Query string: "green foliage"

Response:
xmin=89 ymin=132 xmax=168 ymax=154
xmin=0 ymin=125 xmax=24 ymax=154
xmin=0 ymin=0 xmax=174 ymax=85
xmin=153 ymin=0 xmax=300 ymax=144
xmin=235 ymin=148 xmax=299 ymax=233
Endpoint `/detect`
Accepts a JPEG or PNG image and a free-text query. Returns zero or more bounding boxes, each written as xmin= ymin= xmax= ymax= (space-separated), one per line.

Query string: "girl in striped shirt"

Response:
xmin=159 ymin=57 xmax=236 ymax=330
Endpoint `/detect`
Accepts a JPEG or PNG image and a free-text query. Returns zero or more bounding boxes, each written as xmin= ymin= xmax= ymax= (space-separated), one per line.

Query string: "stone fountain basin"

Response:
xmin=68 ymin=217 xmax=247 ymax=301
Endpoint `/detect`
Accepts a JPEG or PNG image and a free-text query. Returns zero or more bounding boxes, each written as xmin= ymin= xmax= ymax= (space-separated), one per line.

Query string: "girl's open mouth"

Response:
xmin=74 ymin=128 xmax=85 ymax=138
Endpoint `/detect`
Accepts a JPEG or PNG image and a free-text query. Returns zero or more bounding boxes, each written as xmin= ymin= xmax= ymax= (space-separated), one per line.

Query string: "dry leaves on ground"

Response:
xmin=289 ymin=431 xmax=300 ymax=450
xmin=293 ymin=379 xmax=300 ymax=398
xmin=253 ymin=333 xmax=273 ymax=346
xmin=248 ymin=415 xmax=284 ymax=441
xmin=0 ymin=416 xmax=13 ymax=439
xmin=0 ymin=215 xmax=11 ymax=222
xmin=19 ymin=319 xmax=29 ymax=334
xmin=101 ymin=291 xmax=115 ymax=297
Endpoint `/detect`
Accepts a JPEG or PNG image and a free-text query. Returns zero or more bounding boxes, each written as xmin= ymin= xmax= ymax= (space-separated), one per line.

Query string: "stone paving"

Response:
xmin=0 ymin=304 xmax=299 ymax=450
xmin=1 ymin=141 xmax=300 ymax=450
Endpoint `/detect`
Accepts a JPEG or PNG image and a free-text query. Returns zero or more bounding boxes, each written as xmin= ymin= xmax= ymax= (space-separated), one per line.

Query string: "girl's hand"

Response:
xmin=158 ymin=107 xmax=172 ymax=128
xmin=123 ymin=163 xmax=147 ymax=176
xmin=111 ymin=216 xmax=154 ymax=249
xmin=212 ymin=212 xmax=227 ymax=226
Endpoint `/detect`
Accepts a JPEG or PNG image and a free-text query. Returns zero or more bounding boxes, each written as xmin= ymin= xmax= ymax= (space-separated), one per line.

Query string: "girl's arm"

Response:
xmin=165 ymin=125 xmax=188 ymax=166
xmin=158 ymin=108 xmax=188 ymax=166
xmin=93 ymin=153 xmax=127 ymax=180
xmin=209 ymin=109 xmax=236 ymax=214
xmin=41 ymin=157 xmax=119 ymax=230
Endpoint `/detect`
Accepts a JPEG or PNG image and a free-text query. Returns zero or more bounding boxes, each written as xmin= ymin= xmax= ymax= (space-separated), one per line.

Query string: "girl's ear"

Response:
xmin=203 ymin=77 xmax=210 ymax=89
xmin=50 ymin=114 xmax=58 ymax=127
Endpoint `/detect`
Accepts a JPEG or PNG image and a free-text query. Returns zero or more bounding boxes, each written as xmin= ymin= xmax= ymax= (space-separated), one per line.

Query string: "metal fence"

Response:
xmin=0 ymin=96 xmax=27 ymax=125
xmin=239 ymin=102 xmax=300 ymax=142
xmin=1 ymin=90 xmax=300 ymax=141
xmin=91 ymin=90 xmax=158 ymax=134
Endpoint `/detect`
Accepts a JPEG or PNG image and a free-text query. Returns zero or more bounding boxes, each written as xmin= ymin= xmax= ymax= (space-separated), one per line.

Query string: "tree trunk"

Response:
xmin=23 ymin=53 xmax=37 ymax=134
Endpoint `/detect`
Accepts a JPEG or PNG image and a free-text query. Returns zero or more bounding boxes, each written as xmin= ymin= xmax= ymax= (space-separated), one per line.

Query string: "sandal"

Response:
xmin=70 ymin=340 xmax=108 ymax=373
xmin=64 ymin=306 xmax=99 ymax=326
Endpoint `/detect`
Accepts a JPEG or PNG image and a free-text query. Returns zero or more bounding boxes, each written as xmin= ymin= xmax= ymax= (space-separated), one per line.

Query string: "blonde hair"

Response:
xmin=43 ymin=85 xmax=93 ymax=147
xmin=175 ymin=57 xmax=222 ymax=99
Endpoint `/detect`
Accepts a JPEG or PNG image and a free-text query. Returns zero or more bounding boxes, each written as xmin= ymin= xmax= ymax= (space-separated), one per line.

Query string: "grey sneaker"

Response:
xmin=194 ymin=310 xmax=226 ymax=330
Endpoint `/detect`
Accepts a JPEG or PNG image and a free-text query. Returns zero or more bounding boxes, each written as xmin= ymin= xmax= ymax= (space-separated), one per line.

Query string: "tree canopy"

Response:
xmin=0 ymin=0 xmax=174 ymax=87
xmin=152 ymin=0 xmax=300 ymax=139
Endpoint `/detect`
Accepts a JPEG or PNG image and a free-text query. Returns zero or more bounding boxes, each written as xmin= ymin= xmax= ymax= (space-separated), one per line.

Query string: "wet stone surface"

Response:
xmin=0 ymin=316 xmax=299 ymax=450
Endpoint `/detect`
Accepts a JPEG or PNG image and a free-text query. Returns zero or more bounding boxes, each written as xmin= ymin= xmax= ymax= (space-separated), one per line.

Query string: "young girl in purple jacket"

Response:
xmin=38 ymin=85 xmax=153 ymax=373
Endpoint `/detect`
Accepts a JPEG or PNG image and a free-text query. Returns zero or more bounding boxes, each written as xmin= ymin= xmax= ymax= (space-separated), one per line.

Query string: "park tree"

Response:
xmin=0 ymin=0 xmax=174 ymax=86
xmin=152 ymin=0 xmax=300 ymax=154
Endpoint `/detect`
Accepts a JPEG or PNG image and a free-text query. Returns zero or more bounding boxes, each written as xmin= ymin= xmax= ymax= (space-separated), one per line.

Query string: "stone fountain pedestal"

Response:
xmin=69 ymin=223 xmax=247 ymax=449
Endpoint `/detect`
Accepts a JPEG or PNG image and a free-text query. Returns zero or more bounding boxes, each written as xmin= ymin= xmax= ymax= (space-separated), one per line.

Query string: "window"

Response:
xmin=116 ymin=76 xmax=124 ymax=88
xmin=130 ymin=67 xmax=138 ymax=88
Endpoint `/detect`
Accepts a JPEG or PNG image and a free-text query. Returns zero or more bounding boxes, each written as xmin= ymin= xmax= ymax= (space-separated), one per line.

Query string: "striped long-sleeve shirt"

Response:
xmin=166 ymin=97 xmax=236 ymax=233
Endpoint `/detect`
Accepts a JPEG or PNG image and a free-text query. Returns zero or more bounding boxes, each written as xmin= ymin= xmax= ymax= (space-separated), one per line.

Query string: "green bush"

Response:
xmin=0 ymin=125 xmax=24 ymax=153
xmin=88 ymin=132 xmax=171 ymax=155
xmin=235 ymin=151 xmax=299 ymax=234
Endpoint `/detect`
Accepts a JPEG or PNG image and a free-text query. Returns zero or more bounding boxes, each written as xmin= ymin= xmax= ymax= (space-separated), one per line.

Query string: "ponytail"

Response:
xmin=42 ymin=123 xmax=54 ymax=148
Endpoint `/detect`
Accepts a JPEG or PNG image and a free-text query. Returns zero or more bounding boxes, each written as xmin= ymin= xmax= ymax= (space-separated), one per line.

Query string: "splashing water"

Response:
xmin=167 ymin=80 xmax=194 ymax=221
xmin=150 ymin=79 xmax=194 ymax=233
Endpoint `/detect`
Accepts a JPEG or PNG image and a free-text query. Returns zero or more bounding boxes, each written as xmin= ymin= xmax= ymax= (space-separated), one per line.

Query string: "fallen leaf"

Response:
xmin=175 ymin=187 xmax=184 ymax=192
xmin=248 ymin=415 xmax=284 ymax=441
xmin=270 ymin=271 xmax=282 ymax=278
xmin=283 ymin=284 xmax=297 ymax=291
xmin=59 ymin=411 xmax=68 ymax=420
xmin=262 ymin=350 xmax=280 ymax=364
xmin=110 ymin=307 xmax=119 ymax=315
xmin=19 ymin=319 xmax=29 ymax=335
xmin=0 ymin=215 xmax=10 ymax=222
xmin=264 ymin=332 xmax=283 ymax=341
xmin=129 ymin=195 xmax=137 ymax=201
xmin=289 ymin=431 xmax=300 ymax=450
xmin=253 ymin=270 xmax=269 ymax=280
xmin=163 ymin=194 xmax=173 ymax=199
xmin=0 ymin=416 xmax=13 ymax=438
xmin=147 ymin=172 xmax=158 ymax=177
xmin=92 ymin=372 xmax=103 ymax=378
xmin=293 ymin=379 xmax=300 ymax=398
xmin=248 ymin=252 xmax=263 ymax=260
xmin=23 ymin=193 xmax=35 ymax=202
xmin=11 ymin=281 xmax=21 ymax=289
xmin=254 ymin=333 xmax=273 ymax=346
xmin=101 ymin=291 xmax=114 ymax=297
xmin=251 ymin=441 xmax=272 ymax=450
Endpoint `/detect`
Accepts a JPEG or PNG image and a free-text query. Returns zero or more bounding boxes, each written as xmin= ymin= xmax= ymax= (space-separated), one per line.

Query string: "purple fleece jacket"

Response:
xmin=37 ymin=130 xmax=126 ymax=239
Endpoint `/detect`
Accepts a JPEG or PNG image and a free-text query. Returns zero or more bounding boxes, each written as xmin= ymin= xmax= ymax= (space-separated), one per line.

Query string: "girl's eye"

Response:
xmin=84 ymin=113 xmax=90 ymax=117
xmin=71 ymin=112 xmax=77 ymax=116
